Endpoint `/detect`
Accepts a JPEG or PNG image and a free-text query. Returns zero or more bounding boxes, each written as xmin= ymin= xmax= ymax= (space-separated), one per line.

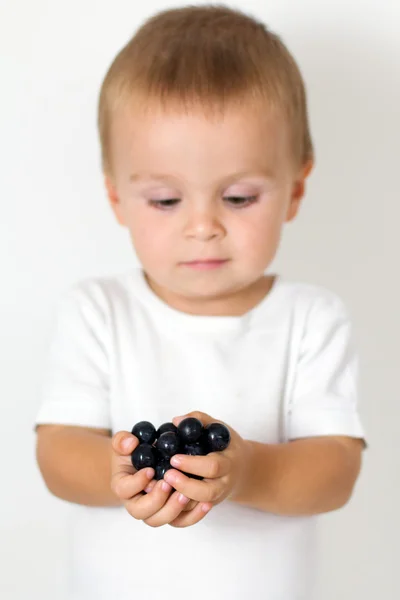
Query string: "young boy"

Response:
xmin=34 ymin=4 xmax=367 ymax=600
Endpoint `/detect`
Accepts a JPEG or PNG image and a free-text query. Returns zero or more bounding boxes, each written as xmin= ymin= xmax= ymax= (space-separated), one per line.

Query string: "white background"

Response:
xmin=1 ymin=0 xmax=399 ymax=598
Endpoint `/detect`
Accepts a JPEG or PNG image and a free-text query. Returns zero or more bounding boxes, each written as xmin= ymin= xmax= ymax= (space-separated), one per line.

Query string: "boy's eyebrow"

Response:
xmin=129 ymin=169 xmax=275 ymax=184
xmin=130 ymin=173 xmax=178 ymax=184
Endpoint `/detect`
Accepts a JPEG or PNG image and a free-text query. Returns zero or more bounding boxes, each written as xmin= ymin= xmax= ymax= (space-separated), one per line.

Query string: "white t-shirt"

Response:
xmin=34 ymin=268 xmax=366 ymax=600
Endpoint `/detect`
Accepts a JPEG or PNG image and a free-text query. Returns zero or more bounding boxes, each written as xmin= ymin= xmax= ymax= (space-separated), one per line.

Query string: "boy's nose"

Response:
xmin=184 ymin=207 xmax=225 ymax=241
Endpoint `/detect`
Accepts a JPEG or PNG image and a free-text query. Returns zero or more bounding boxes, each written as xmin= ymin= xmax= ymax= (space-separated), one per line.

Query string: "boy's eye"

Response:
xmin=226 ymin=195 xmax=258 ymax=207
xmin=149 ymin=196 xmax=258 ymax=209
xmin=149 ymin=199 xmax=180 ymax=208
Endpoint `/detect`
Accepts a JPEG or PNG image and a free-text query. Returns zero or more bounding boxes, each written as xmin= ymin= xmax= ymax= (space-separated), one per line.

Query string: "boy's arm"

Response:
xmin=230 ymin=295 xmax=366 ymax=516
xmin=36 ymin=424 xmax=122 ymax=507
xmin=231 ymin=435 xmax=364 ymax=516
xmin=36 ymin=425 xmax=206 ymax=527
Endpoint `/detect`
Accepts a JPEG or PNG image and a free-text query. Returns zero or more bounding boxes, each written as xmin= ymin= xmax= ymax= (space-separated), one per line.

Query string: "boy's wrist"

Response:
xmin=228 ymin=439 xmax=257 ymax=503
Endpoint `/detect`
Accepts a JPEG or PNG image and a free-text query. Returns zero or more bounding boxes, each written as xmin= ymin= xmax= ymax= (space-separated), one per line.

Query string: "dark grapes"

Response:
xmin=131 ymin=443 xmax=156 ymax=471
xmin=156 ymin=431 xmax=180 ymax=457
xmin=204 ymin=423 xmax=231 ymax=452
xmin=178 ymin=417 xmax=203 ymax=444
xmin=184 ymin=442 xmax=207 ymax=456
xmin=156 ymin=422 xmax=178 ymax=437
xmin=155 ymin=458 xmax=172 ymax=480
xmin=131 ymin=421 xmax=156 ymax=445
xmin=130 ymin=418 xmax=231 ymax=484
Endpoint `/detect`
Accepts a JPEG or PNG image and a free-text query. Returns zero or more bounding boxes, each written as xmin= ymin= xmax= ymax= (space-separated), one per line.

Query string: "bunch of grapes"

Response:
xmin=130 ymin=417 xmax=231 ymax=481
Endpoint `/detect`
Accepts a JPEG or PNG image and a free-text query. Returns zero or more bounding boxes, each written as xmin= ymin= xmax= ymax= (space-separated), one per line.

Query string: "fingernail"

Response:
xmin=122 ymin=437 xmax=133 ymax=450
xmin=146 ymin=468 xmax=154 ymax=479
xmin=202 ymin=503 xmax=212 ymax=513
xmin=161 ymin=481 xmax=172 ymax=493
xmin=178 ymin=494 xmax=189 ymax=505
xmin=144 ymin=485 xmax=153 ymax=493
xmin=170 ymin=455 xmax=182 ymax=467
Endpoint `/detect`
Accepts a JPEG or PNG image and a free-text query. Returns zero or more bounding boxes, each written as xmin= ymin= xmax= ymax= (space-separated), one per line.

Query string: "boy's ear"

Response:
xmin=285 ymin=158 xmax=314 ymax=222
xmin=104 ymin=174 xmax=126 ymax=227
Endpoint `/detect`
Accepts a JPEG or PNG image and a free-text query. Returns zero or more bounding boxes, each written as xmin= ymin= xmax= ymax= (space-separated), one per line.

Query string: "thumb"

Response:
xmin=111 ymin=431 xmax=138 ymax=455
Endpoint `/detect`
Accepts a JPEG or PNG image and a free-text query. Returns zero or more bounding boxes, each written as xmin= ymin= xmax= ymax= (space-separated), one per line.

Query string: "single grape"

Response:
xmin=131 ymin=443 xmax=157 ymax=470
xmin=156 ymin=431 xmax=180 ymax=458
xmin=156 ymin=422 xmax=178 ymax=438
xmin=131 ymin=421 xmax=156 ymax=445
xmin=178 ymin=417 xmax=203 ymax=444
xmin=204 ymin=423 xmax=231 ymax=452
xmin=155 ymin=457 xmax=172 ymax=480
xmin=184 ymin=442 xmax=207 ymax=456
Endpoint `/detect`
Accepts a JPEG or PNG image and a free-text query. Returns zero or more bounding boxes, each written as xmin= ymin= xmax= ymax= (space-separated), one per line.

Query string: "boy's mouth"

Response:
xmin=181 ymin=259 xmax=229 ymax=270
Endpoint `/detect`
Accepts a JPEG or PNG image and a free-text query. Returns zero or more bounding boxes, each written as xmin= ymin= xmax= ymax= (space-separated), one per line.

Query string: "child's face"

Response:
xmin=105 ymin=100 xmax=313 ymax=315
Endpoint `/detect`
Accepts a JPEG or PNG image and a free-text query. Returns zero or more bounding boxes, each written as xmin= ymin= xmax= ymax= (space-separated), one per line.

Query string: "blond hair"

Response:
xmin=98 ymin=4 xmax=314 ymax=177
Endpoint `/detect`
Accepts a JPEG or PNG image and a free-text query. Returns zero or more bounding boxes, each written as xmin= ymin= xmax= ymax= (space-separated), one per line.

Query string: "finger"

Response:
xmin=143 ymin=489 xmax=191 ymax=528
xmin=163 ymin=469 xmax=220 ymax=503
xmin=111 ymin=467 xmax=154 ymax=500
xmin=181 ymin=499 xmax=198 ymax=512
xmin=170 ymin=452 xmax=230 ymax=479
xmin=125 ymin=479 xmax=174 ymax=521
xmin=112 ymin=431 xmax=138 ymax=456
xmin=111 ymin=432 xmax=141 ymax=489
xmin=169 ymin=501 xmax=213 ymax=528
xmin=143 ymin=479 xmax=157 ymax=494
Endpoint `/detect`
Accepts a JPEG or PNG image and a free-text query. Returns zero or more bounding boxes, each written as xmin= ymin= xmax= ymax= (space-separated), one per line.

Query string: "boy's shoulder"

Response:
xmin=55 ymin=268 xmax=139 ymax=323
xmin=277 ymin=275 xmax=351 ymax=318
xmin=69 ymin=268 xmax=133 ymax=294
xmin=63 ymin=268 xmax=139 ymax=301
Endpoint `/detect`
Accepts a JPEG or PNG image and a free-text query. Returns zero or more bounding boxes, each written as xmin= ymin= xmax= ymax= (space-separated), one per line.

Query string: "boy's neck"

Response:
xmin=143 ymin=271 xmax=277 ymax=317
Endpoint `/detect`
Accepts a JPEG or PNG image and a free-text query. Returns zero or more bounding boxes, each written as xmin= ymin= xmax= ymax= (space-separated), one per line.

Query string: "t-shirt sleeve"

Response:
xmin=286 ymin=292 xmax=367 ymax=447
xmin=34 ymin=285 xmax=111 ymax=431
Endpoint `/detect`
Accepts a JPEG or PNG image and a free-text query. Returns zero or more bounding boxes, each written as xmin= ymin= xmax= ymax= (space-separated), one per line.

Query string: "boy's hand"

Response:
xmin=110 ymin=431 xmax=212 ymax=527
xmin=164 ymin=411 xmax=250 ymax=526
